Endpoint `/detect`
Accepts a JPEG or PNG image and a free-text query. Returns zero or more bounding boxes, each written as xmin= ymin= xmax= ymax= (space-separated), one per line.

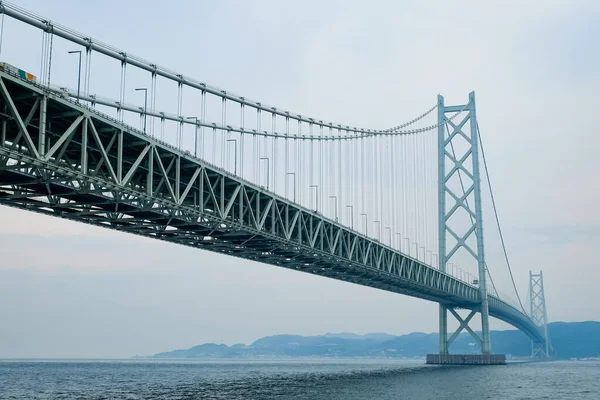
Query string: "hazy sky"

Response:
xmin=0 ymin=0 xmax=599 ymax=358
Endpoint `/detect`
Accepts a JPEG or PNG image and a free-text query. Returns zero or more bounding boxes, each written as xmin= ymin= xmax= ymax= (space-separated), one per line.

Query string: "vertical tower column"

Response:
xmin=529 ymin=270 xmax=550 ymax=358
xmin=469 ymin=92 xmax=491 ymax=354
xmin=437 ymin=95 xmax=448 ymax=354
xmin=437 ymin=91 xmax=491 ymax=355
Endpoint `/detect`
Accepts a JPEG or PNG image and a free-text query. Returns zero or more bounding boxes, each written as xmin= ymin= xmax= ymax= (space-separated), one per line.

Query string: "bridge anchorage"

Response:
xmin=0 ymin=1 xmax=549 ymax=365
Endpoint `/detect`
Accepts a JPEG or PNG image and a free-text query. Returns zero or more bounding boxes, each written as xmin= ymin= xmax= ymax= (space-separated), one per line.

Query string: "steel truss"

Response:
xmin=530 ymin=271 xmax=551 ymax=358
xmin=0 ymin=72 xmax=544 ymax=343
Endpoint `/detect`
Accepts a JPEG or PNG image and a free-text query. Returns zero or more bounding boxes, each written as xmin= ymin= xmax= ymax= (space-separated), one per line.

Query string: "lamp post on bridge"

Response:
xmin=259 ymin=157 xmax=270 ymax=190
xmin=286 ymin=173 xmax=296 ymax=202
xmin=373 ymin=221 xmax=381 ymax=242
xmin=360 ymin=213 xmax=368 ymax=236
xmin=67 ymin=50 xmax=82 ymax=103
xmin=135 ymin=88 xmax=148 ymax=134
xmin=385 ymin=227 xmax=391 ymax=246
xmin=346 ymin=205 xmax=354 ymax=229
xmin=329 ymin=196 xmax=338 ymax=222
xmin=186 ymin=116 xmax=199 ymax=157
xmin=309 ymin=185 xmax=319 ymax=212
xmin=227 ymin=139 xmax=238 ymax=175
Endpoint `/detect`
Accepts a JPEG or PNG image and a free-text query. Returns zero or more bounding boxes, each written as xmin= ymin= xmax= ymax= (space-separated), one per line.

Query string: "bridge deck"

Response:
xmin=0 ymin=71 xmax=544 ymax=344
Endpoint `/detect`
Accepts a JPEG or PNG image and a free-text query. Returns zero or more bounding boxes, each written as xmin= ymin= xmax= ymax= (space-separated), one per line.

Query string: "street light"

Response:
xmin=346 ymin=205 xmax=354 ymax=229
xmin=159 ymin=112 xmax=166 ymax=140
xmin=227 ymin=139 xmax=237 ymax=174
xmin=286 ymin=172 xmax=296 ymax=202
xmin=309 ymin=185 xmax=319 ymax=212
xmin=385 ymin=227 xmax=391 ymax=246
xmin=360 ymin=213 xmax=368 ymax=236
xmin=259 ymin=157 xmax=270 ymax=189
xmin=374 ymin=220 xmax=381 ymax=241
xmin=187 ymin=116 xmax=199 ymax=156
xmin=135 ymin=88 xmax=148 ymax=134
xmin=329 ymin=196 xmax=338 ymax=221
xmin=67 ymin=50 xmax=82 ymax=102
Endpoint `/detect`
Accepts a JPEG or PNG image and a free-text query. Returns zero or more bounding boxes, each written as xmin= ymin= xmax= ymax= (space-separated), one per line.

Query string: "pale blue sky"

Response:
xmin=0 ymin=0 xmax=598 ymax=358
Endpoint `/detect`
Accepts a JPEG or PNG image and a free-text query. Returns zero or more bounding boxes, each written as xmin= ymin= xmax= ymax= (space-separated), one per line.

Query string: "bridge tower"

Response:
xmin=529 ymin=270 xmax=550 ymax=358
xmin=437 ymin=92 xmax=492 ymax=356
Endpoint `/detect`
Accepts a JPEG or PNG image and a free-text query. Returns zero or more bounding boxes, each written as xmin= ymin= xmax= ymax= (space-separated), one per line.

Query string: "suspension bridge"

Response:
xmin=0 ymin=2 xmax=550 ymax=362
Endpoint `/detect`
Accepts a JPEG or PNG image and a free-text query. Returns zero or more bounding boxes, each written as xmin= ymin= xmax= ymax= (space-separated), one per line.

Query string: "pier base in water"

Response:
xmin=426 ymin=354 xmax=506 ymax=365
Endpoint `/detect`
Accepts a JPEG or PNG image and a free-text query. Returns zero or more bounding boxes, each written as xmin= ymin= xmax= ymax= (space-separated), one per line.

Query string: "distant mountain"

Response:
xmin=150 ymin=321 xmax=600 ymax=360
xmin=323 ymin=332 xmax=397 ymax=341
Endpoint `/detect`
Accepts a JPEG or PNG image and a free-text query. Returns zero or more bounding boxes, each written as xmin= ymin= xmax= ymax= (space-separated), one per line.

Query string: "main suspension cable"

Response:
xmin=477 ymin=123 xmax=526 ymax=314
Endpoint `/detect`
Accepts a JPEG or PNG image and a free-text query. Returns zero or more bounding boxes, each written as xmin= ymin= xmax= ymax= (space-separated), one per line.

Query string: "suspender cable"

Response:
xmin=309 ymin=122 xmax=314 ymax=209
xmin=412 ymin=126 xmax=418 ymax=258
xmin=176 ymin=81 xmax=182 ymax=148
xmin=345 ymin=129 xmax=350 ymax=224
xmin=46 ymin=28 xmax=53 ymax=87
xmin=401 ymin=131 xmax=407 ymax=252
xmin=201 ymin=90 xmax=206 ymax=160
xmin=329 ymin=127 xmax=334 ymax=218
xmin=149 ymin=70 xmax=156 ymax=137
xmin=285 ymin=115 xmax=289 ymax=200
xmin=355 ymin=129 xmax=359 ymax=230
xmin=319 ymin=125 xmax=324 ymax=213
xmin=40 ymin=30 xmax=47 ymax=84
xmin=0 ymin=13 xmax=5 ymax=57
xmin=392 ymin=131 xmax=402 ymax=251
xmin=337 ymin=128 xmax=342 ymax=223
xmin=272 ymin=113 xmax=277 ymax=194
xmin=361 ymin=130 xmax=366 ymax=234
xmin=297 ymin=120 xmax=302 ymax=206
xmin=212 ymin=114 xmax=217 ymax=164
xmin=422 ymin=123 xmax=429 ymax=261
xmin=239 ymin=103 xmax=244 ymax=178
xmin=221 ymin=98 xmax=226 ymax=168
xmin=254 ymin=109 xmax=259 ymax=183
xmin=370 ymin=134 xmax=375 ymax=236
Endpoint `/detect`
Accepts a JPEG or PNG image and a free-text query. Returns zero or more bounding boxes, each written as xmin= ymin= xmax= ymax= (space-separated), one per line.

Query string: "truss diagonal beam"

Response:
xmin=0 ymin=77 xmax=40 ymax=158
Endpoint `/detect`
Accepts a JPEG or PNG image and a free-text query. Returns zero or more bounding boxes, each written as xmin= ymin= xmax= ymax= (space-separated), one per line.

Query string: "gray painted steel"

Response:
xmin=530 ymin=271 xmax=551 ymax=358
xmin=0 ymin=71 xmax=545 ymax=346
xmin=437 ymin=93 xmax=492 ymax=354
